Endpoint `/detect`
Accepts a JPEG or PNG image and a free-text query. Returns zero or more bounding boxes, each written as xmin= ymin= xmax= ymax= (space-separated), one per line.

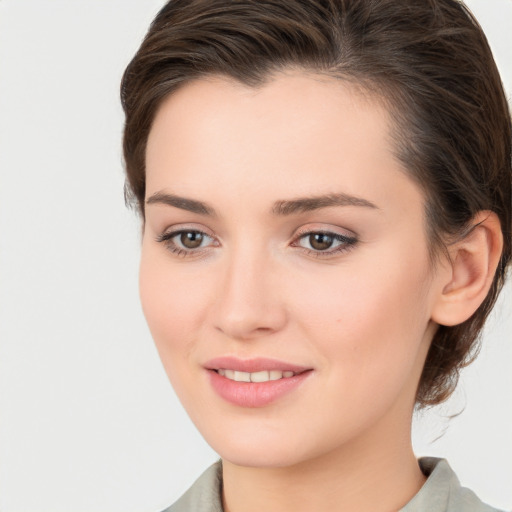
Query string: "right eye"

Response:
xmin=156 ymin=229 xmax=217 ymax=256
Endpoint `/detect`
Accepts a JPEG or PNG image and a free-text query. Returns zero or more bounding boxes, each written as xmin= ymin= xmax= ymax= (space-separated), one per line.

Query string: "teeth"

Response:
xmin=217 ymin=369 xmax=297 ymax=382
xmin=234 ymin=371 xmax=251 ymax=382
xmin=250 ymin=370 xmax=270 ymax=383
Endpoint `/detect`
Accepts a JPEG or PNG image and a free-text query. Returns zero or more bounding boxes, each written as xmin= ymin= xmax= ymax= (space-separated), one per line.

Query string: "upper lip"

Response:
xmin=204 ymin=356 xmax=310 ymax=373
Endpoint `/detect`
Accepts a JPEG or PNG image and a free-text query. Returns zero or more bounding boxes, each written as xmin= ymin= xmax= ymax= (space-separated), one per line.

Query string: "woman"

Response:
xmin=120 ymin=0 xmax=511 ymax=510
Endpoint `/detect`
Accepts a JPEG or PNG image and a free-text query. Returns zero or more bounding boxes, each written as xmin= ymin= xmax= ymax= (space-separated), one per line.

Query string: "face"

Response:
xmin=141 ymin=72 xmax=442 ymax=468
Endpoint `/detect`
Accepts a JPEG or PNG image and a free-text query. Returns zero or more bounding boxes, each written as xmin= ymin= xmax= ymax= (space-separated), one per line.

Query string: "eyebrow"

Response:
xmin=146 ymin=192 xmax=216 ymax=216
xmin=145 ymin=191 xmax=378 ymax=216
xmin=271 ymin=193 xmax=379 ymax=215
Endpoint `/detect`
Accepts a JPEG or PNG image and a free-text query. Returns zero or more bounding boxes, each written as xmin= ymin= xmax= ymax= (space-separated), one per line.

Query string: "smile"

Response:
xmin=206 ymin=358 xmax=313 ymax=407
xmin=216 ymin=369 xmax=297 ymax=382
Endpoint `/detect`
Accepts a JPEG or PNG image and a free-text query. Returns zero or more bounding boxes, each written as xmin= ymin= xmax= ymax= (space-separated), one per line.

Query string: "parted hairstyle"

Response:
xmin=121 ymin=0 xmax=512 ymax=407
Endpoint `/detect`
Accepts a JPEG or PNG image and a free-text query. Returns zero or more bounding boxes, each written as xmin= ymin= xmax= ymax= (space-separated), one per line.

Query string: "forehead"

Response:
xmin=145 ymin=71 xmax=423 ymax=222
xmin=149 ymin=71 xmax=387 ymax=142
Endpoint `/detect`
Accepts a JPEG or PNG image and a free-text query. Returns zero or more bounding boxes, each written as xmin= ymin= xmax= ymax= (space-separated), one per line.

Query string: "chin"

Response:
xmin=203 ymin=429 xmax=314 ymax=469
xmin=220 ymin=447 xmax=306 ymax=469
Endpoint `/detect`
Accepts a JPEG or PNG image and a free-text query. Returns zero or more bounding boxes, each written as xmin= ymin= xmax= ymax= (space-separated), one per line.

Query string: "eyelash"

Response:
xmin=292 ymin=230 xmax=358 ymax=258
xmin=155 ymin=228 xmax=358 ymax=259
xmin=155 ymin=229 xmax=216 ymax=258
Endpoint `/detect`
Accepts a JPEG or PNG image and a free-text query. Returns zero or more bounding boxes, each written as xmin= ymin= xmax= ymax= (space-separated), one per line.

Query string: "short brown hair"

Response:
xmin=121 ymin=0 xmax=511 ymax=407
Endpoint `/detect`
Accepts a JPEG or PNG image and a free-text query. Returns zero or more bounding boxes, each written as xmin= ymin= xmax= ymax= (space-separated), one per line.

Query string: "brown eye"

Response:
xmin=309 ymin=233 xmax=334 ymax=251
xmin=295 ymin=230 xmax=358 ymax=256
xmin=180 ymin=231 xmax=204 ymax=249
xmin=156 ymin=228 xmax=216 ymax=256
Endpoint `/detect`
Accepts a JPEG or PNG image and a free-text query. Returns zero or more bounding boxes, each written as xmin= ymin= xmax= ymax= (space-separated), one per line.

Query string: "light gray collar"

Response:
xmin=165 ymin=457 xmax=502 ymax=512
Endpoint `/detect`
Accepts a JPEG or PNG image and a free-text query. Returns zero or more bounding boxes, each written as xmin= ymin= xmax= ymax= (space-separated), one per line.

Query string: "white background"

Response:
xmin=0 ymin=1 xmax=511 ymax=511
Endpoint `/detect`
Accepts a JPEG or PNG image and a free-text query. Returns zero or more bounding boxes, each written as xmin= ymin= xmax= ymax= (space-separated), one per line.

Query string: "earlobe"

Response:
xmin=431 ymin=211 xmax=503 ymax=327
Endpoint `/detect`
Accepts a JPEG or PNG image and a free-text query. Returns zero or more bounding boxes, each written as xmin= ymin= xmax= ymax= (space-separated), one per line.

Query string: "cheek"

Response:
xmin=292 ymin=249 xmax=432 ymax=399
xmin=295 ymin=255 xmax=429 ymax=333
xmin=138 ymin=248 xmax=211 ymax=369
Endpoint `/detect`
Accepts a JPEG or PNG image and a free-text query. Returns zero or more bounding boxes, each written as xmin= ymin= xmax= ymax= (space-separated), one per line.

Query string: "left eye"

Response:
xmin=296 ymin=231 xmax=356 ymax=252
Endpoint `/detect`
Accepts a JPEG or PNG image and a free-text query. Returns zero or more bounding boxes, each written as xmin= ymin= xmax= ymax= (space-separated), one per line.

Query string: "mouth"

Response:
xmin=205 ymin=357 xmax=313 ymax=408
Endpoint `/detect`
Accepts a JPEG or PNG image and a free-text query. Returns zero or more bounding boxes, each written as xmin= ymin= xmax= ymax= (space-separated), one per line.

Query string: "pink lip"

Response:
xmin=204 ymin=357 xmax=312 ymax=408
xmin=204 ymin=356 xmax=309 ymax=373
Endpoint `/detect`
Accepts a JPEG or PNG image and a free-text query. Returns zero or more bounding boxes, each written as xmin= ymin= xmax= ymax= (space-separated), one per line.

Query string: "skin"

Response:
xmin=140 ymin=71 xmax=498 ymax=512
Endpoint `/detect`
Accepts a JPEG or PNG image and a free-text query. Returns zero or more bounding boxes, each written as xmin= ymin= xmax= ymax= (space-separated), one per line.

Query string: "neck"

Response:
xmin=221 ymin=409 xmax=426 ymax=512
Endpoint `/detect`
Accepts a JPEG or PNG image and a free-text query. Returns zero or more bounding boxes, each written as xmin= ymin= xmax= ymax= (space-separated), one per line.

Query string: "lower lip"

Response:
xmin=208 ymin=370 xmax=311 ymax=408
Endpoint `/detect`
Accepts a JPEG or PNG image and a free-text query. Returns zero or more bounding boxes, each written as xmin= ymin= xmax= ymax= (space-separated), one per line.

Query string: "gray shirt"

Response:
xmin=163 ymin=457 xmax=504 ymax=512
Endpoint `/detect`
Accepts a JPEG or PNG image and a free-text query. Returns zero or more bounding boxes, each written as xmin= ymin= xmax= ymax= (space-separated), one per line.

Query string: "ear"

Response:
xmin=431 ymin=211 xmax=503 ymax=327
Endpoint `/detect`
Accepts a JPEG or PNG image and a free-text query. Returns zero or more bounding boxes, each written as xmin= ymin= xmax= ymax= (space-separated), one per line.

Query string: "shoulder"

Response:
xmin=402 ymin=457 xmax=505 ymax=512
xmin=160 ymin=460 xmax=224 ymax=512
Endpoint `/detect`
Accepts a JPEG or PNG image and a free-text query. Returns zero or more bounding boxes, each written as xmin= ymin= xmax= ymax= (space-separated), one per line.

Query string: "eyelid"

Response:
xmin=156 ymin=228 xmax=215 ymax=244
xmin=292 ymin=222 xmax=359 ymax=247
xmin=156 ymin=223 xmax=216 ymax=240
xmin=154 ymin=223 xmax=358 ymax=258
xmin=294 ymin=224 xmax=356 ymax=238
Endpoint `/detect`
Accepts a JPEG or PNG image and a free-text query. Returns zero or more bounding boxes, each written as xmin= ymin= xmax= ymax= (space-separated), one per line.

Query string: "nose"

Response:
xmin=212 ymin=246 xmax=288 ymax=341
